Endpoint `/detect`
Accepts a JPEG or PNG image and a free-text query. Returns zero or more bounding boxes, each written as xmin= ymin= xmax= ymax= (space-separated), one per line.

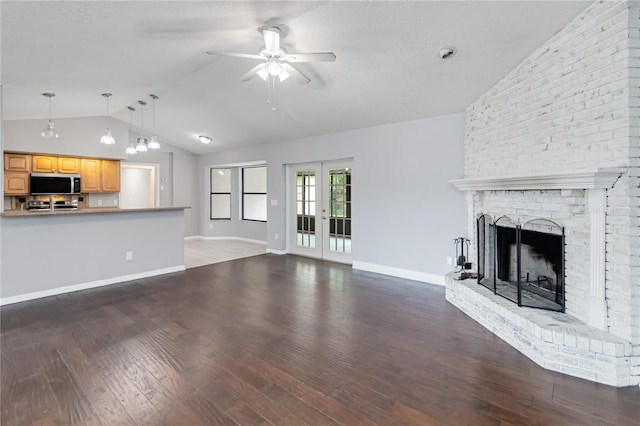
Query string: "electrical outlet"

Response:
xmin=126 ymin=251 xmax=133 ymax=261
xmin=113 ymin=199 xmax=118 ymax=205
xmin=97 ymin=199 xmax=103 ymax=206
xmin=275 ymin=233 xmax=278 ymax=240
xmin=209 ymin=224 xmax=213 ymax=229
xmin=446 ymin=256 xmax=453 ymax=266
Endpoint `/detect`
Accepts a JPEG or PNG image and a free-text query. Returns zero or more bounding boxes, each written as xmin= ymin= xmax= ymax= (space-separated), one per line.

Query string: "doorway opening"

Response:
xmin=119 ymin=163 xmax=159 ymax=209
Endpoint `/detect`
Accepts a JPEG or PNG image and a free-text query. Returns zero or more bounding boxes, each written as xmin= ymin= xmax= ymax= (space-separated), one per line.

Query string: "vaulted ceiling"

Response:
xmin=2 ymin=1 xmax=589 ymax=154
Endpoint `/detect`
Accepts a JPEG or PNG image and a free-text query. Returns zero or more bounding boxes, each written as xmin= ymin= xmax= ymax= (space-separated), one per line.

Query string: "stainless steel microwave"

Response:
xmin=30 ymin=173 xmax=81 ymax=195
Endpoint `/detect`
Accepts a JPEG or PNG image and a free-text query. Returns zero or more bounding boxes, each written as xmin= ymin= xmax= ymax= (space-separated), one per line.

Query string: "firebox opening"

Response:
xmin=477 ymin=214 xmax=564 ymax=312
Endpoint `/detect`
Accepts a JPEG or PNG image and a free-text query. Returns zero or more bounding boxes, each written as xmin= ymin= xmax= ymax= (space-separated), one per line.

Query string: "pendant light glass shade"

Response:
xmin=100 ymin=93 xmax=115 ymax=145
xmin=100 ymin=129 xmax=115 ymax=145
xmin=41 ymin=93 xmax=59 ymax=138
xmin=148 ymin=94 xmax=160 ymax=150
xmin=136 ymin=137 xmax=148 ymax=152
xmin=126 ymin=106 xmax=137 ymax=155
xmin=148 ymin=135 xmax=160 ymax=150
xmin=136 ymin=100 xmax=148 ymax=152
xmin=126 ymin=143 xmax=137 ymax=155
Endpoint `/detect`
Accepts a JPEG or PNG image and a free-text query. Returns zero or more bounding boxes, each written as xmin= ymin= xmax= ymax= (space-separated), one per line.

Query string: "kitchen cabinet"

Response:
xmin=4 ymin=153 xmax=31 ymax=172
xmin=32 ymin=155 xmax=58 ymax=173
xmin=57 ymin=157 xmax=80 ymax=174
xmin=101 ymin=160 xmax=120 ymax=192
xmin=81 ymin=159 xmax=101 ymax=192
xmin=4 ymin=172 xmax=29 ymax=195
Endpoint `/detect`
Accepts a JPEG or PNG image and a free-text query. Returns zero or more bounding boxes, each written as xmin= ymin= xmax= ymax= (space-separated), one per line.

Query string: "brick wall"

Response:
xmin=627 ymin=2 xmax=640 ymax=371
xmin=464 ymin=0 xmax=639 ymax=364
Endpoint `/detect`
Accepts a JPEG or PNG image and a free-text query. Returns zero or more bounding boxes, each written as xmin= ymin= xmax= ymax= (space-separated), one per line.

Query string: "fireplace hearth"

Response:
xmin=477 ymin=214 xmax=564 ymax=312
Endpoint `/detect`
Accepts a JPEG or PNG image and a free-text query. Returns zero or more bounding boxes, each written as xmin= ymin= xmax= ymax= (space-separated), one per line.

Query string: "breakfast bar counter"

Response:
xmin=0 ymin=206 xmax=189 ymax=305
xmin=1 ymin=206 xmax=189 ymax=217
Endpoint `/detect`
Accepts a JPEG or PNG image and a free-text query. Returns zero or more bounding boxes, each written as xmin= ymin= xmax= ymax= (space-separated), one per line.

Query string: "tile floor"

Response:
xmin=184 ymin=238 xmax=267 ymax=269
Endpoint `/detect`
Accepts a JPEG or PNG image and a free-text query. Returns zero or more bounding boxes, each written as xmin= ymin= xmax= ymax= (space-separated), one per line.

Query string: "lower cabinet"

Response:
xmin=4 ymin=172 xmax=29 ymax=195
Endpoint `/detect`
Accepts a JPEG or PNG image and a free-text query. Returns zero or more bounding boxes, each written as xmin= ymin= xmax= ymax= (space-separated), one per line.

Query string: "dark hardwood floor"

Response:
xmin=1 ymin=254 xmax=639 ymax=425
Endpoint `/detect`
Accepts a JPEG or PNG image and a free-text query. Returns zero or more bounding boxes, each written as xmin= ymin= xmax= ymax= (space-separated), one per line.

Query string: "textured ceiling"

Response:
xmin=1 ymin=1 xmax=590 ymax=154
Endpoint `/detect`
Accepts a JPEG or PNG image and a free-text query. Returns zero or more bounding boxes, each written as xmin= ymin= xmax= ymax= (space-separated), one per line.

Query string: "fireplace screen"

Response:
xmin=477 ymin=214 xmax=564 ymax=312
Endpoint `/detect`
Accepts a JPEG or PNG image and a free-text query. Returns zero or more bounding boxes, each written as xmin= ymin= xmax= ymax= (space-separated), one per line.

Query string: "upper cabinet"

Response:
xmin=4 ymin=152 xmax=121 ymax=194
xmin=57 ymin=157 xmax=81 ymax=174
xmin=81 ymin=159 xmax=102 ymax=193
xmin=101 ymin=160 xmax=120 ymax=192
xmin=4 ymin=153 xmax=31 ymax=172
xmin=81 ymin=158 xmax=120 ymax=193
xmin=32 ymin=155 xmax=57 ymax=173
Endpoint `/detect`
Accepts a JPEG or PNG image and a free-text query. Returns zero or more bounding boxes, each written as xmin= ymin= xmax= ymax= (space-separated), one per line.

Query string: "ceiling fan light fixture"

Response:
xmin=278 ymin=68 xmax=290 ymax=82
xmin=199 ymin=135 xmax=212 ymax=144
xmin=267 ymin=59 xmax=282 ymax=76
xmin=257 ymin=66 xmax=269 ymax=81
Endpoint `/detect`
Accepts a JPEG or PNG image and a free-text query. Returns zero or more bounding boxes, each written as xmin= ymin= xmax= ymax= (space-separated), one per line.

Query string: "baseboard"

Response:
xmin=187 ymin=236 xmax=267 ymax=245
xmin=266 ymin=248 xmax=288 ymax=255
xmin=352 ymin=261 xmax=445 ymax=286
xmin=0 ymin=265 xmax=186 ymax=306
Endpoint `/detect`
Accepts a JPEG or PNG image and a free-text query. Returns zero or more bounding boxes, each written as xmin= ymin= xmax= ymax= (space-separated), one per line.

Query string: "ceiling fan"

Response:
xmin=206 ymin=26 xmax=336 ymax=84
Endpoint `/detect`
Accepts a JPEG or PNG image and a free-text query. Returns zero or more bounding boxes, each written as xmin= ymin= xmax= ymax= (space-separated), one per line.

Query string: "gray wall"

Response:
xmin=3 ymin=117 xmax=199 ymax=236
xmin=199 ymin=112 xmax=466 ymax=279
xmin=0 ymin=209 xmax=185 ymax=301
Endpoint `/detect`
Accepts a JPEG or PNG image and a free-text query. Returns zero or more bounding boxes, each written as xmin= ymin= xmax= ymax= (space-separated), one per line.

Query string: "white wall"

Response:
xmin=199 ymin=112 xmax=466 ymax=282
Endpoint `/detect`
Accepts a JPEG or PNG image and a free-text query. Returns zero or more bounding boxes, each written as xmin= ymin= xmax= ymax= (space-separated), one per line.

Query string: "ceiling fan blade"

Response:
xmin=282 ymin=63 xmax=310 ymax=85
xmin=263 ymin=27 xmax=280 ymax=52
xmin=206 ymin=51 xmax=263 ymax=60
xmin=285 ymin=52 xmax=336 ymax=63
xmin=240 ymin=63 xmax=266 ymax=81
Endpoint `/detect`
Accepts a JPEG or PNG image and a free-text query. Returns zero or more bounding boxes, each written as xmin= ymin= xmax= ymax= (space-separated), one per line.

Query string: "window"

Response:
xmin=210 ymin=168 xmax=231 ymax=220
xmin=242 ymin=166 xmax=267 ymax=222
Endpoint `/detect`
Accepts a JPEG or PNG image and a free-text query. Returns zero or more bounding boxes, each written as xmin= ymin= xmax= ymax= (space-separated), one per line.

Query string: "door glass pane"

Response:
xmin=296 ymin=171 xmax=316 ymax=248
xmin=328 ymin=168 xmax=351 ymax=253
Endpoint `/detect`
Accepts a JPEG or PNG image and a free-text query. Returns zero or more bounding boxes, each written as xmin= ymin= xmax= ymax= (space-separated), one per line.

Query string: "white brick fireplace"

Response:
xmin=445 ymin=1 xmax=639 ymax=387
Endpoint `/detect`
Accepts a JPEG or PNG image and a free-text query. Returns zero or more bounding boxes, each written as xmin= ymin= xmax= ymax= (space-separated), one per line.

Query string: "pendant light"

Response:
xmin=99 ymin=93 xmax=115 ymax=145
xmin=125 ymin=106 xmax=137 ymax=155
xmin=147 ymin=94 xmax=160 ymax=150
xmin=41 ymin=93 xmax=59 ymax=138
xmin=136 ymin=100 xmax=148 ymax=152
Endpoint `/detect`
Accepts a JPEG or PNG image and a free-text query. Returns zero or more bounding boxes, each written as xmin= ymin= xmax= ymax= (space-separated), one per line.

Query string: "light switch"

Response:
xmin=270 ymin=199 xmax=278 ymax=206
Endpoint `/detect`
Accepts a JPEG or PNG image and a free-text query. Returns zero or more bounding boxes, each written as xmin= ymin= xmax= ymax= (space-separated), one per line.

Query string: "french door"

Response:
xmin=289 ymin=161 xmax=352 ymax=264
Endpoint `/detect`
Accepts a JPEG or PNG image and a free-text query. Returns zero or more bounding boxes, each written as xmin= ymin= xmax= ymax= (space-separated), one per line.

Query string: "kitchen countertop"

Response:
xmin=1 ymin=206 xmax=190 ymax=217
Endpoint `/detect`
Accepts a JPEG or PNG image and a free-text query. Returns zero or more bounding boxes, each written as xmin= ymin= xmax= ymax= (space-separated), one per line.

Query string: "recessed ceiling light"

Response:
xmin=199 ymin=135 xmax=212 ymax=144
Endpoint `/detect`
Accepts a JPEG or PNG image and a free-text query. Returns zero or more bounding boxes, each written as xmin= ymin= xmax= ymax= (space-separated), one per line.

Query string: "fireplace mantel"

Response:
xmin=449 ymin=167 xmax=626 ymax=191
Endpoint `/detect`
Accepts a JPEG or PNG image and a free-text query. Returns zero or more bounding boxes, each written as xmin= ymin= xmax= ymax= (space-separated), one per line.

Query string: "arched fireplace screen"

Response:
xmin=477 ymin=214 xmax=565 ymax=312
